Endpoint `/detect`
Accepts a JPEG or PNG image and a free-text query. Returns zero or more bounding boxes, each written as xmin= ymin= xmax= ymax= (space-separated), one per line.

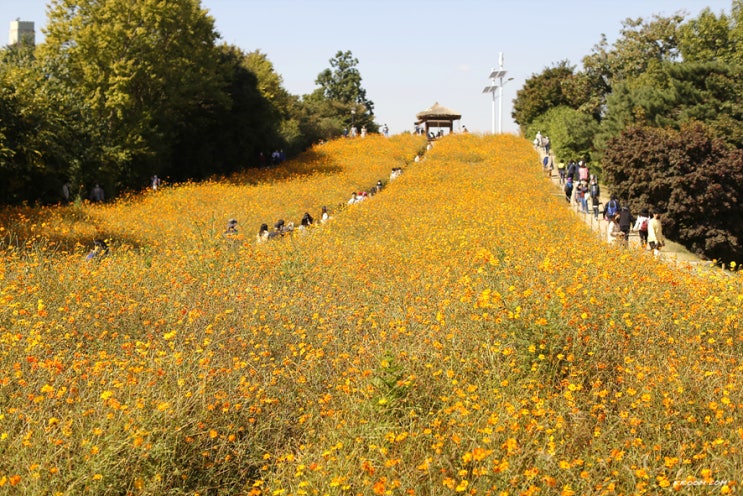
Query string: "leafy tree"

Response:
xmin=242 ymin=50 xmax=306 ymax=154
xmin=511 ymin=60 xmax=576 ymax=131
xmin=169 ymin=45 xmax=282 ymax=179
xmin=39 ymin=0 xmax=230 ymax=192
xmin=579 ymin=13 xmax=684 ymax=124
xmin=609 ymin=14 xmax=684 ymax=78
xmin=0 ymin=42 xmax=85 ymax=203
xmin=729 ymin=0 xmax=743 ymax=65
xmin=597 ymin=61 xmax=743 ymax=150
xmin=314 ymin=50 xmax=377 ymax=133
xmin=243 ymin=50 xmax=291 ymax=114
xmin=526 ymin=106 xmax=599 ymax=165
xmin=678 ymin=7 xmax=734 ymax=63
xmin=602 ymin=123 xmax=743 ymax=262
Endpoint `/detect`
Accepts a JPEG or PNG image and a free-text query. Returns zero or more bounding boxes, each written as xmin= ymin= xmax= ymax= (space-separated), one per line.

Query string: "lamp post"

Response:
xmin=482 ymin=52 xmax=512 ymax=134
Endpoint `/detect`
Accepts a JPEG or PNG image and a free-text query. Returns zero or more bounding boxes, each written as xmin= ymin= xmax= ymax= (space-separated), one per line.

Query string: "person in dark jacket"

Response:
xmin=618 ymin=205 xmax=634 ymax=247
xmin=564 ymin=177 xmax=574 ymax=203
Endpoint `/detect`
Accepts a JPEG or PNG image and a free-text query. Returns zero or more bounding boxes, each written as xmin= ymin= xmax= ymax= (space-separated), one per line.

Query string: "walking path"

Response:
xmin=539 ymin=153 xmax=703 ymax=266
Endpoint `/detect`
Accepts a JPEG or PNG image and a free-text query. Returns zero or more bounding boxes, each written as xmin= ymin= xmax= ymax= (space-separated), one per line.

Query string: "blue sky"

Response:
xmin=3 ymin=0 xmax=734 ymax=135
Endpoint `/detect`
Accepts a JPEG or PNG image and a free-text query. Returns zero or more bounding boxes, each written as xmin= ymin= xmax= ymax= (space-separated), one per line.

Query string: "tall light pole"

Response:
xmin=482 ymin=52 xmax=511 ymax=134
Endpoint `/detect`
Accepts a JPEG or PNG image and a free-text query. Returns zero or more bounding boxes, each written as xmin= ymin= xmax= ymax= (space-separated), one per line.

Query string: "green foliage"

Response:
xmin=598 ymin=61 xmax=743 ymax=152
xmin=512 ymin=60 xmax=575 ymax=131
xmin=602 ymin=123 xmax=743 ymax=262
xmin=2 ymin=9 xmax=379 ymax=205
xmin=526 ymin=106 xmax=599 ymax=164
xmin=39 ymin=0 xmax=234 ymax=191
xmin=610 ymin=14 xmax=683 ymax=76
xmin=313 ymin=50 xmax=377 ymax=134
xmin=0 ymin=43 xmax=86 ymax=203
xmin=169 ymin=45 xmax=283 ymax=179
xmin=678 ymin=7 xmax=734 ymax=63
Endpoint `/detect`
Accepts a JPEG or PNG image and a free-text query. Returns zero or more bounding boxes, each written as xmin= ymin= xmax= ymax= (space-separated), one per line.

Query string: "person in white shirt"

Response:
xmin=633 ymin=208 xmax=651 ymax=249
xmin=320 ymin=206 xmax=330 ymax=223
xmin=647 ymin=211 xmax=665 ymax=256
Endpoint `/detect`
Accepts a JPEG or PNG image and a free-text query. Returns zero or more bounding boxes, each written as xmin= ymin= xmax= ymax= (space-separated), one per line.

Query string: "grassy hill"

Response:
xmin=1 ymin=134 xmax=741 ymax=494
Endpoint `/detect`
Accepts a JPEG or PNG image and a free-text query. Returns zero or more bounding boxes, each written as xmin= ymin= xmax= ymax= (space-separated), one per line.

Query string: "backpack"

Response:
xmin=640 ymin=218 xmax=648 ymax=231
xmin=606 ymin=200 xmax=618 ymax=217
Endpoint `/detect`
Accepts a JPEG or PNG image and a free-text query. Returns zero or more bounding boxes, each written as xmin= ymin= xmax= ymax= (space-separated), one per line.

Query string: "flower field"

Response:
xmin=1 ymin=133 xmax=742 ymax=495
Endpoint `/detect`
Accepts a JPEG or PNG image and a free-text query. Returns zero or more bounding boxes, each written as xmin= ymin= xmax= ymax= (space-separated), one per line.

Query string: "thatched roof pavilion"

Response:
xmin=415 ymin=102 xmax=462 ymax=137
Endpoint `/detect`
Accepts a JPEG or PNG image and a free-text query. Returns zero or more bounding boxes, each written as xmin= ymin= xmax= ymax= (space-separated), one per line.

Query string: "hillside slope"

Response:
xmin=1 ymin=134 xmax=741 ymax=494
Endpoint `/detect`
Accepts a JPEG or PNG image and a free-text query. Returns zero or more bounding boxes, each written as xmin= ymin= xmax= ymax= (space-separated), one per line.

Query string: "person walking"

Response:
xmin=618 ymin=205 xmax=634 ymax=247
xmin=603 ymin=195 xmax=619 ymax=221
xmin=566 ymin=160 xmax=577 ymax=183
xmin=556 ymin=160 xmax=566 ymax=185
xmin=647 ymin=211 xmax=666 ymax=257
xmin=576 ymin=181 xmax=589 ymax=213
xmin=564 ymin=176 xmax=574 ymax=203
xmin=589 ymin=177 xmax=601 ymax=220
xmin=633 ymin=208 xmax=651 ymax=249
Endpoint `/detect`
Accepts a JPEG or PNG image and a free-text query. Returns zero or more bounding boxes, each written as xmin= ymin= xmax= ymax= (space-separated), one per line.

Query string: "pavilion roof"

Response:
xmin=416 ymin=102 xmax=462 ymax=120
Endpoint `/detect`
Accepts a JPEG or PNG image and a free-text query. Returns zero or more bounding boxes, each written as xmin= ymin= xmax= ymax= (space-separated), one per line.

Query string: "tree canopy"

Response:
xmin=313 ymin=50 xmax=377 ymax=133
xmin=512 ymin=1 xmax=743 ymax=260
xmin=0 ymin=4 xmax=379 ymax=205
xmin=603 ymin=123 xmax=743 ymax=262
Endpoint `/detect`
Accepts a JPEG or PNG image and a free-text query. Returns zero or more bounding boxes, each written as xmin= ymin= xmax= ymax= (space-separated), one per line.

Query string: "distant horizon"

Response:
xmin=4 ymin=0 xmax=734 ymax=136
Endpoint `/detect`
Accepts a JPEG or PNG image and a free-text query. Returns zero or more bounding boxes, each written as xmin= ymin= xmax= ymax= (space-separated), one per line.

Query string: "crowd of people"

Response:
xmin=223 ymin=163 xmax=410 ymax=246
xmin=542 ymin=141 xmax=667 ymax=257
xmin=85 ymin=146 xmax=422 ymax=260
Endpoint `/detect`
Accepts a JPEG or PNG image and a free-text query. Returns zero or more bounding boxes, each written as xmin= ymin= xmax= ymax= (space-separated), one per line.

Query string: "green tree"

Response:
xmin=526 ymin=106 xmax=599 ymax=165
xmin=170 ymin=45 xmax=282 ymax=179
xmin=578 ymin=13 xmax=684 ymax=126
xmin=243 ymin=50 xmax=291 ymax=114
xmin=729 ymin=0 xmax=743 ymax=65
xmin=314 ymin=50 xmax=377 ymax=133
xmin=678 ymin=7 xmax=734 ymax=63
xmin=0 ymin=42 xmax=86 ymax=203
xmin=511 ymin=60 xmax=575 ymax=132
xmin=242 ymin=50 xmax=307 ymax=154
xmin=39 ymin=0 xmax=230 ymax=193
xmin=597 ymin=61 xmax=743 ymax=150
xmin=608 ymin=14 xmax=683 ymax=79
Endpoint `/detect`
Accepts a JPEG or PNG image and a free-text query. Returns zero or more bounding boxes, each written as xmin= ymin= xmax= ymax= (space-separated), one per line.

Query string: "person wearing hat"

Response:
xmin=225 ymin=218 xmax=238 ymax=234
xmin=86 ymin=239 xmax=109 ymax=261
